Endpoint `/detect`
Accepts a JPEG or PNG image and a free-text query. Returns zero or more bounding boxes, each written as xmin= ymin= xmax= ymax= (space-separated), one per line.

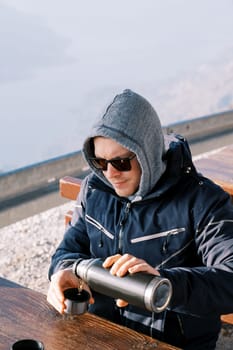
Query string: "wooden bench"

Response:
xmin=59 ymin=144 xmax=233 ymax=325
xmin=193 ymin=144 xmax=233 ymax=198
xmin=60 ymin=176 xmax=82 ymax=225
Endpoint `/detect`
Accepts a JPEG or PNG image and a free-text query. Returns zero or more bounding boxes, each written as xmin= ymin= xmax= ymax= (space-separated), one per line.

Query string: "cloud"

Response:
xmin=153 ymin=55 xmax=233 ymax=124
xmin=0 ymin=3 xmax=74 ymax=83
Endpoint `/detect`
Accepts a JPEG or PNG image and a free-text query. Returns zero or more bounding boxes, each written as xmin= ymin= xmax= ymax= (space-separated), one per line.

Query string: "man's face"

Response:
xmin=94 ymin=137 xmax=141 ymax=197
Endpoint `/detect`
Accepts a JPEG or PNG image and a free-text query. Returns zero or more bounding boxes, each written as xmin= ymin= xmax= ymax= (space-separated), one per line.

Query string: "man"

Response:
xmin=47 ymin=89 xmax=233 ymax=349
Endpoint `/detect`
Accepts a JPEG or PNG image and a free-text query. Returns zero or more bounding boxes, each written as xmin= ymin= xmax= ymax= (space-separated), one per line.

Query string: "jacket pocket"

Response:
xmin=85 ymin=214 xmax=114 ymax=240
xmin=130 ymin=227 xmax=185 ymax=244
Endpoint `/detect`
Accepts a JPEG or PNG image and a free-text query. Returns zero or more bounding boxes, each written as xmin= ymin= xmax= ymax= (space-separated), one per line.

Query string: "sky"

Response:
xmin=0 ymin=0 xmax=233 ymax=172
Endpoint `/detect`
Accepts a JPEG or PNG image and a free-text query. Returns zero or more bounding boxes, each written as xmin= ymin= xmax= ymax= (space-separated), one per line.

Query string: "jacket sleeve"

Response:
xmin=160 ymin=184 xmax=233 ymax=317
xmin=48 ymin=176 xmax=91 ymax=279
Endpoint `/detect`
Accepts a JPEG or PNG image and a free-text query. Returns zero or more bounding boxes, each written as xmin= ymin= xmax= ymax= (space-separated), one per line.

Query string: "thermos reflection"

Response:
xmin=73 ymin=258 xmax=172 ymax=313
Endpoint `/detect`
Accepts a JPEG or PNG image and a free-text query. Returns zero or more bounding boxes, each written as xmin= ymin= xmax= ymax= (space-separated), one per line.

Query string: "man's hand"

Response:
xmin=47 ymin=269 xmax=94 ymax=314
xmin=103 ymin=253 xmax=160 ymax=307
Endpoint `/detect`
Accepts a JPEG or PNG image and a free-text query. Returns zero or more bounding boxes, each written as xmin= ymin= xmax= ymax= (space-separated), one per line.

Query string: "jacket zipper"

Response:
xmin=85 ymin=214 xmax=114 ymax=239
xmin=131 ymin=227 xmax=185 ymax=244
xmin=118 ymin=202 xmax=131 ymax=253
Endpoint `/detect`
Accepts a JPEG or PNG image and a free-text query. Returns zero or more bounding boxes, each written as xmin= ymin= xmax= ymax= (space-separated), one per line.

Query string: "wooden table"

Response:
xmin=193 ymin=144 xmax=233 ymax=196
xmin=0 ymin=277 xmax=179 ymax=350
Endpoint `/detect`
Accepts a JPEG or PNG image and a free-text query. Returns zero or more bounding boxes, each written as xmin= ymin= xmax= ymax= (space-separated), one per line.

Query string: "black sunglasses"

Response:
xmin=89 ymin=154 xmax=136 ymax=172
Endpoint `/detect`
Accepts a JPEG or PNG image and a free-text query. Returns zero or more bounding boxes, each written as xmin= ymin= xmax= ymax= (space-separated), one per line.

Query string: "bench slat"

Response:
xmin=221 ymin=314 xmax=233 ymax=324
xmin=60 ymin=176 xmax=82 ymax=201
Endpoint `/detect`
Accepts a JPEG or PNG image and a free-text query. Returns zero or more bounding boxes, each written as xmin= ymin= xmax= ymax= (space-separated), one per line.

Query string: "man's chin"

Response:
xmin=115 ymin=188 xmax=131 ymax=198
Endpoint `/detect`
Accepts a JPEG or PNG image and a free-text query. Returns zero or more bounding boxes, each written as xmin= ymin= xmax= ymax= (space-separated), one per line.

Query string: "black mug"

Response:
xmin=11 ymin=339 xmax=44 ymax=350
xmin=64 ymin=288 xmax=90 ymax=315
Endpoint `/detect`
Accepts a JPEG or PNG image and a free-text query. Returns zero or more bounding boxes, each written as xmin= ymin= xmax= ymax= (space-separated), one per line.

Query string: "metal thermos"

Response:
xmin=73 ymin=258 xmax=172 ymax=313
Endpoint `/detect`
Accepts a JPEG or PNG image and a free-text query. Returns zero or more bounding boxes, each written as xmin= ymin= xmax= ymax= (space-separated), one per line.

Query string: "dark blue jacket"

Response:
xmin=49 ymin=137 xmax=233 ymax=349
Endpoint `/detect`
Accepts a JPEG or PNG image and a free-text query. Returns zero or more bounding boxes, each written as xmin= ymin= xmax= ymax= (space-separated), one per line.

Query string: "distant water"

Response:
xmin=0 ymin=0 xmax=233 ymax=173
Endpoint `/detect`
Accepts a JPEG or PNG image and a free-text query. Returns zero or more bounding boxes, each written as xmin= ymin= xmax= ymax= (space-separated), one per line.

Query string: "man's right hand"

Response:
xmin=47 ymin=269 xmax=94 ymax=314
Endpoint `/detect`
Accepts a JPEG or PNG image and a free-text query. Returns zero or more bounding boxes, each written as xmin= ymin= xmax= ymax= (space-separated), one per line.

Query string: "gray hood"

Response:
xmin=82 ymin=89 xmax=166 ymax=198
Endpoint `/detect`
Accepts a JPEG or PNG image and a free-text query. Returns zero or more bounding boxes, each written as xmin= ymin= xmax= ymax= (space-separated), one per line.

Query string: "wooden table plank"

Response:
xmin=194 ymin=144 xmax=233 ymax=196
xmin=0 ymin=277 xmax=179 ymax=350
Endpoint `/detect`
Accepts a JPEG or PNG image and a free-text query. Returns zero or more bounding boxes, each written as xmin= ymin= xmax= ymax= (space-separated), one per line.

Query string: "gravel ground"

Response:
xmin=0 ymin=202 xmax=232 ymax=349
xmin=0 ymin=202 xmax=72 ymax=293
